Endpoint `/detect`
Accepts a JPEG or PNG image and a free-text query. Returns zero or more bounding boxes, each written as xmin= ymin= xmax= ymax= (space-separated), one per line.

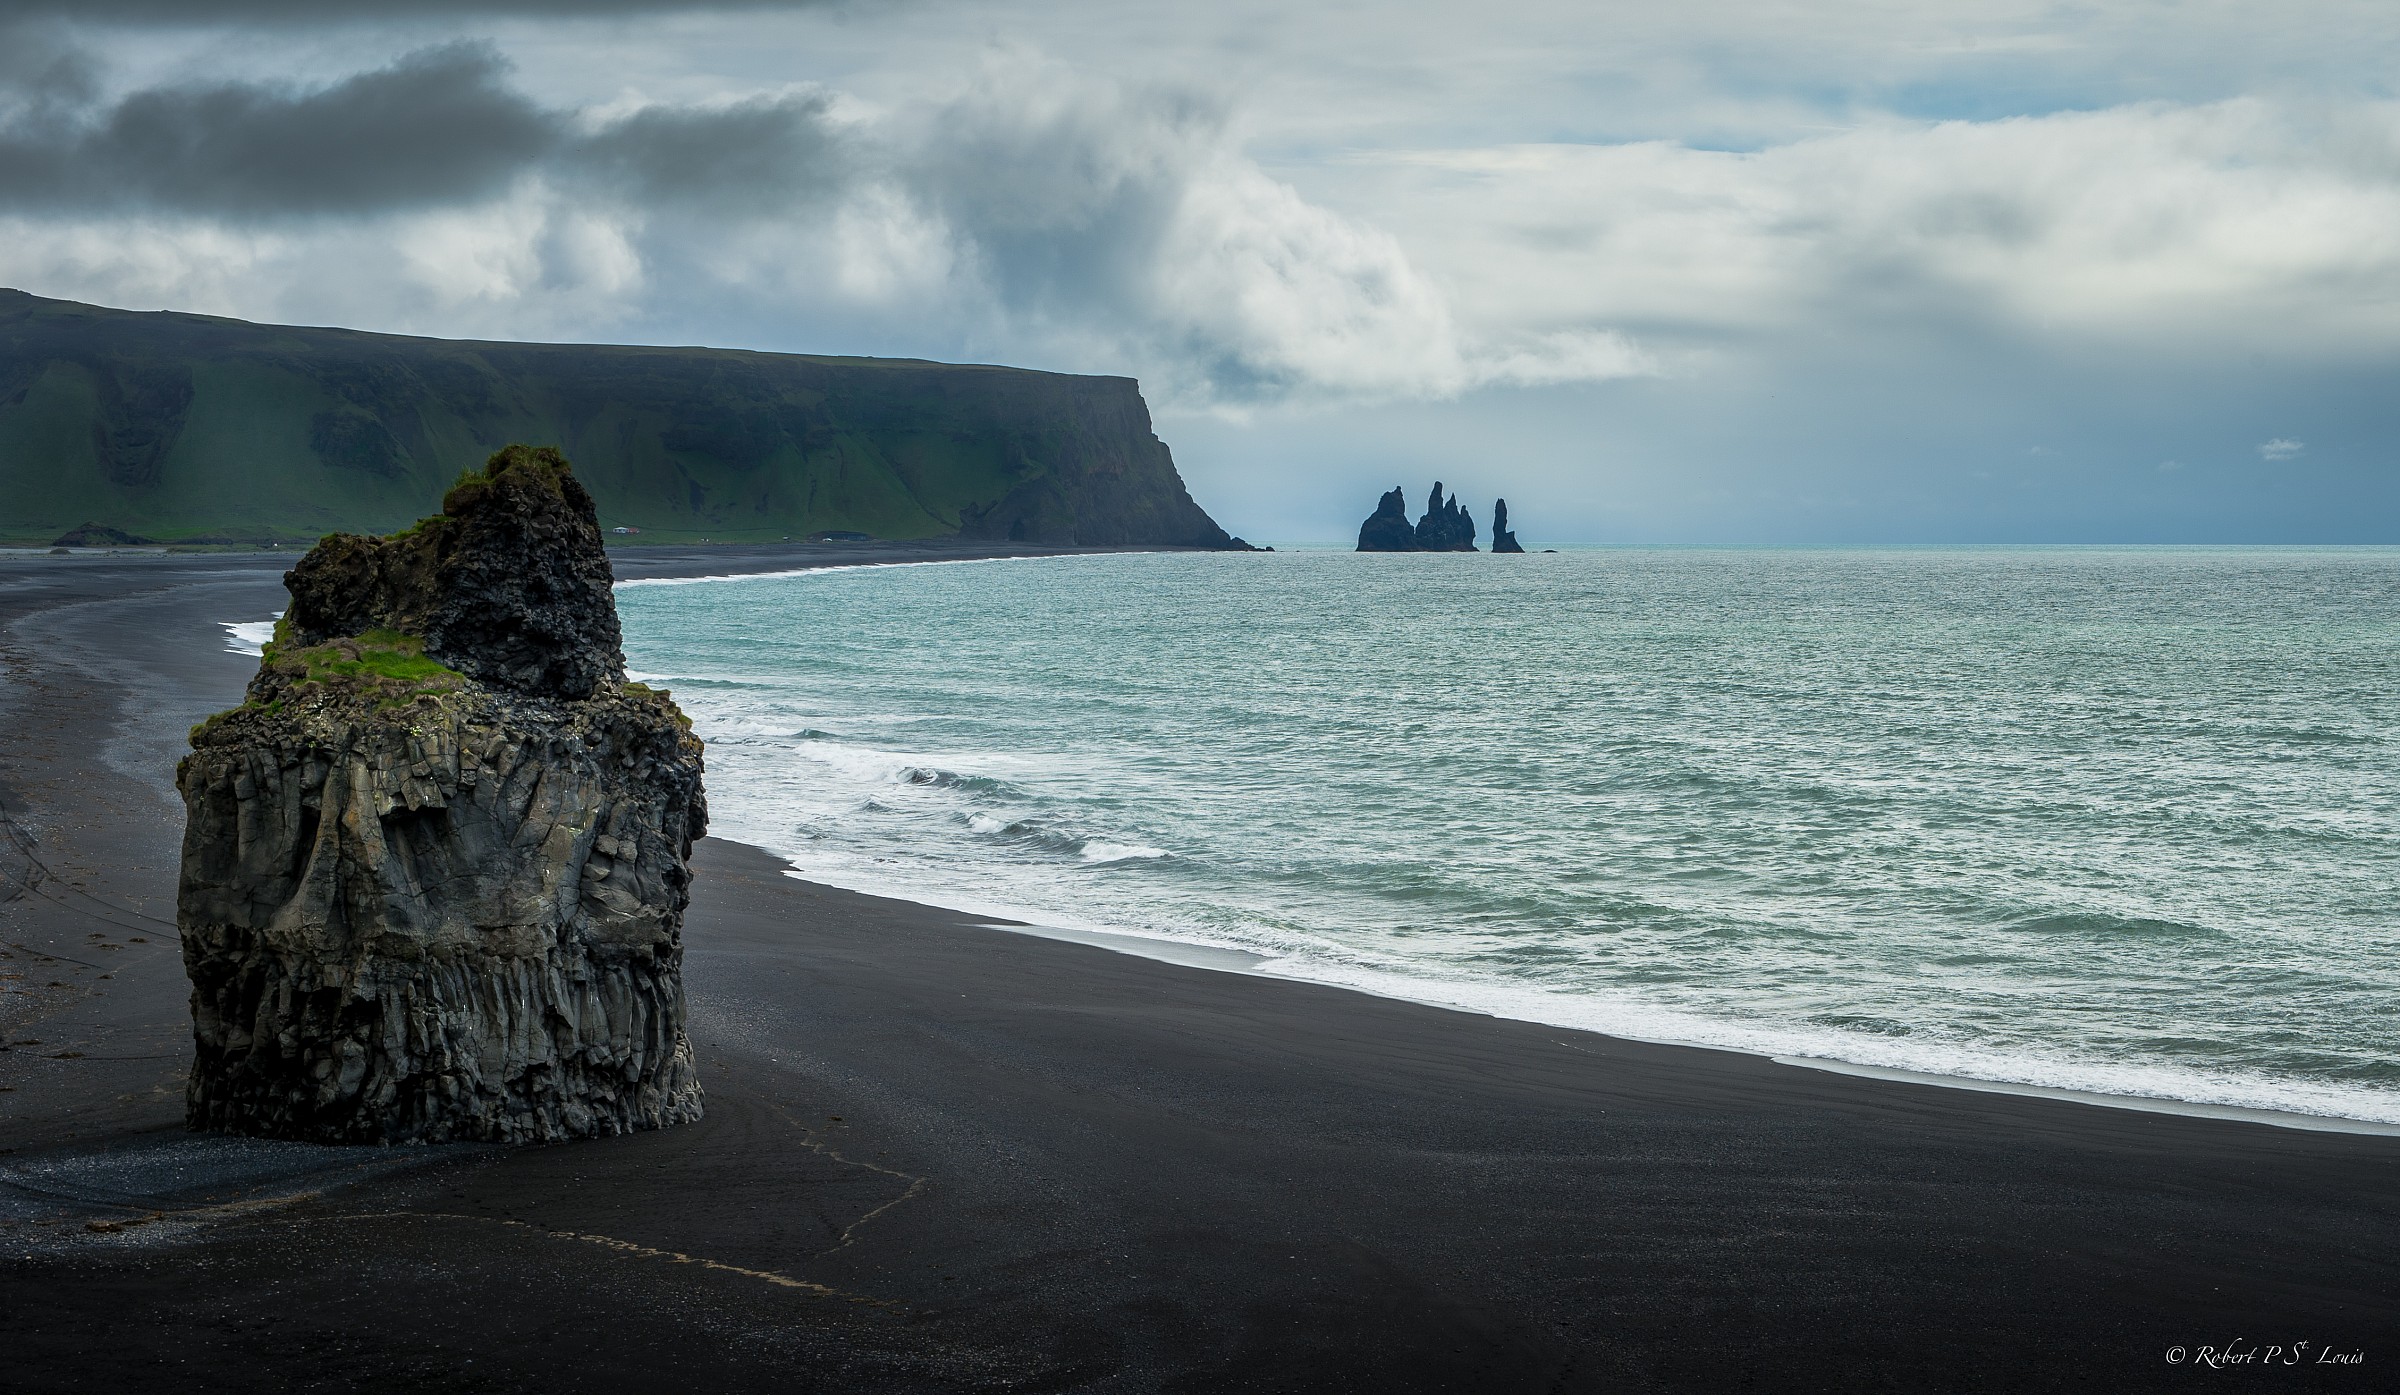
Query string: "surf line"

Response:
xmin=614 ymin=551 xmax=1100 ymax=589
xmin=1770 ymin=1055 xmax=2400 ymax=1137
xmin=967 ymin=894 xmax=2400 ymax=1139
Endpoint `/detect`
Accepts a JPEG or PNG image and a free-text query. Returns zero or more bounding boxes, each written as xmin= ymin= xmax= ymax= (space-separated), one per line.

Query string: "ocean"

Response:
xmin=600 ymin=546 xmax=2400 ymax=1125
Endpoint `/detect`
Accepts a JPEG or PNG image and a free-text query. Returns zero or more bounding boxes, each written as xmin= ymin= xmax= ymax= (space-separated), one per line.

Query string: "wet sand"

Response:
xmin=2 ymin=548 xmax=2394 ymax=1393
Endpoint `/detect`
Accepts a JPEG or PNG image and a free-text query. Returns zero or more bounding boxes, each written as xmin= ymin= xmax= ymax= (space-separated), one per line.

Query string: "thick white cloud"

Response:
xmin=3 ymin=1 xmax=2398 ymax=536
xmin=0 ymin=43 xmax=1653 ymax=405
xmin=887 ymin=58 xmax=1651 ymax=402
xmin=1324 ymin=99 xmax=2400 ymax=357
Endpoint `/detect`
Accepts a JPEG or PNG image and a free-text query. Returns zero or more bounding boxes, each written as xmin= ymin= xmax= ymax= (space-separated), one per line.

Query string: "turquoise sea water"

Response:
xmin=615 ymin=547 xmax=2400 ymax=1123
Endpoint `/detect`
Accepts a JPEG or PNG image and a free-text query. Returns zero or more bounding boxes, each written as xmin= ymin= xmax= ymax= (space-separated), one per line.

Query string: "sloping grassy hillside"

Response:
xmin=0 ymin=290 xmax=1241 ymax=549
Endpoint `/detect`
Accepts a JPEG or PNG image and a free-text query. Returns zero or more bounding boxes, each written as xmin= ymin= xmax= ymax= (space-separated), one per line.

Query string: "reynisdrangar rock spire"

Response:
xmin=176 ymin=445 xmax=707 ymax=1144
xmin=1357 ymin=485 xmax=1421 ymax=551
xmin=1491 ymin=498 xmax=1524 ymax=552
xmin=1415 ymin=482 xmax=1478 ymax=551
xmin=1357 ymin=481 xmax=1525 ymax=553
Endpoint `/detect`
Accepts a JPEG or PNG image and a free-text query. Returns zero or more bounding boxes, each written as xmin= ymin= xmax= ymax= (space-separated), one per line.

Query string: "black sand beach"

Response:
xmin=2 ymin=550 xmax=2394 ymax=1393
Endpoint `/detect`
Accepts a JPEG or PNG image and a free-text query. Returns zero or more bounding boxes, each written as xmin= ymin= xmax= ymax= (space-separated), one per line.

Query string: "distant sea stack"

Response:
xmin=1357 ymin=486 xmax=1422 ymax=551
xmin=1415 ymin=483 xmax=1478 ymax=551
xmin=0 ymin=289 xmax=1249 ymax=550
xmin=1356 ymin=482 xmax=1527 ymax=553
xmin=1491 ymin=499 xmax=1524 ymax=553
xmin=176 ymin=446 xmax=707 ymax=1144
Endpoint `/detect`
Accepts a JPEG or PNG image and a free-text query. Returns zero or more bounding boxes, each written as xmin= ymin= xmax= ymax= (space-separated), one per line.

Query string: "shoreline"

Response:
xmin=216 ymin=542 xmax=2400 ymax=1129
xmin=4 ymin=550 xmax=2397 ymax=1392
xmin=57 ymin=543 xmax=2400 ymax=1135
xmin=605 ymin=557 xmax=2400 ymax=1135
xmin=741 ymin=841 xmax=2400 ymax=1138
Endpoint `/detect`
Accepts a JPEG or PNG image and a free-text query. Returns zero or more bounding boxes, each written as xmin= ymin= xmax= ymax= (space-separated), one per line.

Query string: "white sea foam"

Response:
xmin=1254 ymin=958 xmax=2400 ymax=1128
xmin=597 ymin=547 xmax=2400 ymax=1129
xmin=758 ymin=826 xmax=2400 ymax=1130
xmin=614 ymin=553 xmax=1079 ymax=589
xmin=721 ymin=774 xmax=2400 ymax=1130
xmin=221 ymin=615 xmax=280 ymax=655
xmin=1080 ymin=840 xmax=1172 ymax=864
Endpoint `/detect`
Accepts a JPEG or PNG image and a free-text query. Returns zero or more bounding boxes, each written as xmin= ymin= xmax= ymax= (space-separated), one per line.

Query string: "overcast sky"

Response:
xmin=3 ymin=0 xmax=2396 ymax=542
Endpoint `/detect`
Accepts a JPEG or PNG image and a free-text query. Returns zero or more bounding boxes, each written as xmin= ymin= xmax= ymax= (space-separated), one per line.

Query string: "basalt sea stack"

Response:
xmin=175 ymin=446 xmax=707 ymax=1144
xmin=1414 ymin=483 xmax=1478 ymax=552
xmin=1491 ymin=499 xmax=1524 ymax=553
xmin=1357 ymin=486 xmax=1421 ymax=551
xmin=1357 ymin=482 xmax=1490 ymax=552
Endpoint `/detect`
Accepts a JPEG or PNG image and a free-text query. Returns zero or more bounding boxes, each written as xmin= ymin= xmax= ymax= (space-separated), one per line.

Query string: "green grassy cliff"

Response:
xmin=0 ymin=290 xmax=1244 ymax=549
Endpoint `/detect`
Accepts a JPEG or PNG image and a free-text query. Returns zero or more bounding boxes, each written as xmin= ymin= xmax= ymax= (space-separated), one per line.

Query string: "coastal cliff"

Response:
xmin=175 ymin=446 xmax=707 ymax=1143
xmin=0 ymin=289 xmax=1245 ymax=550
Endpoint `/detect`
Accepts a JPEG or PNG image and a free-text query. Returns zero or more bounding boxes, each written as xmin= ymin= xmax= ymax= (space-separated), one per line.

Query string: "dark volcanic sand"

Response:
xmin=2 ymin=548 xmax=2394 ymax=1394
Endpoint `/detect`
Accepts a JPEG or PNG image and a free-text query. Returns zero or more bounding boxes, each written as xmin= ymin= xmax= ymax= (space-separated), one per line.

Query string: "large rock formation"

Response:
xmin=1415 ymin=482 xmax=1478 ymax=552
xmin=1357 ymin=486 xmax=1421 ymax=551
xmin=1491 ymin=498 xmax=1524 ymax=553
xmin=279 ymin=455 xmax=626 ymax=701
xmin=176 ymin=445 xmax=707 ymax=1144
xmin=1357 ymin=482 xmax=1506 ymax=552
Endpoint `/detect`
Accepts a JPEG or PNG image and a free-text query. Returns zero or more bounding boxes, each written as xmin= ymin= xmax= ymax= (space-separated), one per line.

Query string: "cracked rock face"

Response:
xmin=282 ymin=444 xmax=625 ymax=701
xmin=176 ymin=446 xmax=706 ymax=1144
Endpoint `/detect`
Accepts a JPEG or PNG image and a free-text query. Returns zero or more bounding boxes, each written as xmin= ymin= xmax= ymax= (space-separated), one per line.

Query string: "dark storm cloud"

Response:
xmin=0 ymin=23 xmax=97 ymax=106
xmin=908 ymin=88 xmax=1203 ymax=317
xmin=0 ymin=40 xmax=846 ymax=218
xmin=0 ymin=43 xmax=554 ymax=215
xmin=576 ymin=93 xmax=846 ymax=214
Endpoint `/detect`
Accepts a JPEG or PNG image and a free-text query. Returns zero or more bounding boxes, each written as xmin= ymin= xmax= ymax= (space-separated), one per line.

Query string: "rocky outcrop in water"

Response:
xmin=1357 ymin=486 xmax=1421 ymax=551
xmin=176 ymin=445 xmax=707 ymax=1144
xmin=1356 ymin=483 xmax=1527 ymax=553
xmin=1491 ymin=499 xmax=1524 ymax=553
xmin=1415 ymin=483 xmax=1478 ymax=552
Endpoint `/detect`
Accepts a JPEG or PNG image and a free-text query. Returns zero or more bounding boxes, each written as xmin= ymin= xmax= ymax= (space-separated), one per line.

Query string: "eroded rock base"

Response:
xmin=180 ymin=680 xmax=705 ymax=1144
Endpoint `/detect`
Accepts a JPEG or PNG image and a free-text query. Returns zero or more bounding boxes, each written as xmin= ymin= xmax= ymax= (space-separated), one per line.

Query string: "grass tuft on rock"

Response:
xmin=189 ymin=629 xmax=464 ymax=740
xmin=237 ymin=629 xmax=467 ymax=716
xmin=620 ymin=680 xmax=694 ymax=731
xmin=292 ymin=629 xmax=458 ymax=686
